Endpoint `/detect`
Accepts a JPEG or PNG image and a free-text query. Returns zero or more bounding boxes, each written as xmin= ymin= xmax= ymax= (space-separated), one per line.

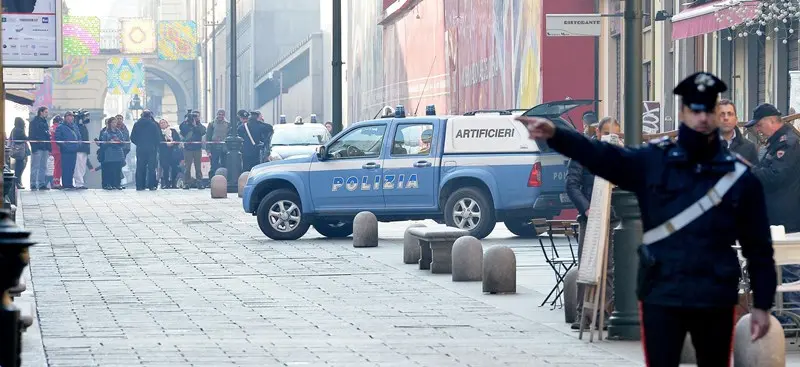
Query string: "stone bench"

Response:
xmin=408 ymin=226 xmax=469 ymax=274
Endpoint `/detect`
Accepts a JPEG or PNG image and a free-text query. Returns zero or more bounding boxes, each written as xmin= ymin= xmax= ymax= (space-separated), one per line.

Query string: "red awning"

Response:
xmin=672 ymin=0 xmax=758 ymax=41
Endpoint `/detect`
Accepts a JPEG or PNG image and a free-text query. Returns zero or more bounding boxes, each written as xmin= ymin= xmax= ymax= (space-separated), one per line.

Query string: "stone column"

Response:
xmin=607 ymin=189 xmax=642 ymax=340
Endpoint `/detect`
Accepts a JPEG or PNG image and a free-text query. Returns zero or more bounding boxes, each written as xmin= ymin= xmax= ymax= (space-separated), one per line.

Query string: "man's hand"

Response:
xmin=750 ymin=308 xmax=771 ymax=341
xmin=584 ymin=208 xmax=590 ymax=217
xmin=515 ymin=116 xmax=556 ymax=140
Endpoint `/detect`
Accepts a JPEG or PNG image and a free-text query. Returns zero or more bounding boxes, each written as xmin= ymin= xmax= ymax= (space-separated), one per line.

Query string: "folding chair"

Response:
xmin=535 ymin=219 xmax=578 ymax=308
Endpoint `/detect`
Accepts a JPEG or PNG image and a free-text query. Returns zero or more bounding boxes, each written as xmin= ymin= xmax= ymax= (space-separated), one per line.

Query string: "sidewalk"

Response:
xmin=15 ymin=189 xmax=793 ymax=366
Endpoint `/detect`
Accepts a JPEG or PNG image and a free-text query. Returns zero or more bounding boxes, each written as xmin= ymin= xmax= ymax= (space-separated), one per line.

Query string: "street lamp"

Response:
xmin=225 ymin=0 xmax=243 ymax=194
xmin=128 ymin=94 xmax=144 ymax=120
xmin=0 ymin=209 xmax=36 ymax=367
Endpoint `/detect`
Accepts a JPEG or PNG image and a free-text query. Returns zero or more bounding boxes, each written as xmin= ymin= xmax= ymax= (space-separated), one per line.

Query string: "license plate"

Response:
xmin=559 ymin=193 xmax=571 ymax=204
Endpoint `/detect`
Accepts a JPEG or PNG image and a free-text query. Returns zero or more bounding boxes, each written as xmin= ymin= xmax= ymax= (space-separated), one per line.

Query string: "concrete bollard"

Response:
xmin=238 ymin=172 xmax=249 ymax=198
xmin=210 ymin=175 xmax=227 ymax=198
xmin=353 ymin=211 xmax=378 ymax=248
xmin=563 ymin=267 xmax=579 ymax=324
xmin=403 ymin=223 xmax=426 ymax=264
xmin=680 ymin=334 xmax=696 ymax=364
xmin=451 ymin=236 xmax=483 ymax=281
xmin=734 ymin=313 xmax=785 ymax=367
xmin=215 ymin=167 xmax=228 ymax=177
xmin=482 ymin=246 xmax=516 ymax=294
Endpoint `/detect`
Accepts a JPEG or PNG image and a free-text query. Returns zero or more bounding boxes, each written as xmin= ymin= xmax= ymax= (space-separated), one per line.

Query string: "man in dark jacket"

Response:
xmin=179 ymin=111 xmax=207 ymax=189
xmin=565 ymin=116 xmax=620 ymax=329
xmin=28 ymin=106 xmax=50 ymax=190
xmin=519 ymin=72 xmax=775 ymax=365
xmin=54 ymin=111 xmax=81 ymax=189
xmin=237 ymin=110 xmax=267 ymax=171
xmin=130 ymin=110 xmax=163 ymax=190
xmin=249 ymin=110 xmax=273 ymax=163
xmin=74 ymin=112 xmax=92 ymax=189
xmin=206 ymin=109 xmax=229 ymax=176
xmin=718 ymin=99 xmax=758 ymax=164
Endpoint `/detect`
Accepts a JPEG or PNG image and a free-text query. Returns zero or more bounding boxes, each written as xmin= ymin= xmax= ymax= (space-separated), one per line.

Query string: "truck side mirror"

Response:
xmin=316 ymin=145 xmax=327 ymax=161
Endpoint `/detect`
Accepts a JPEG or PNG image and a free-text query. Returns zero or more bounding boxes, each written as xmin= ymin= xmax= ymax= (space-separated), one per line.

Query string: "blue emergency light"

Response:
xmin=310 ymin=113 xmax=317 ymax=123
xmin=425 ymin=105 xmax=436 ymax=115
xmin=279 ymin=114 xmax=287 ymax=124
xmin=395 ymin=104 xmax=406 ymax=118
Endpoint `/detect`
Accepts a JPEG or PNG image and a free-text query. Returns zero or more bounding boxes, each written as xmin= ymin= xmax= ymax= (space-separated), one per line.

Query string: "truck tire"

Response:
xmin=444 ymin=187 xmax=496 ymax=239
xmin=257 ymin=189 xmax=311 ymax=240
xmin=313 ymin=220 xmax=354 ymax=238
xmin=504 ymin=219 xmax=538 ymax=238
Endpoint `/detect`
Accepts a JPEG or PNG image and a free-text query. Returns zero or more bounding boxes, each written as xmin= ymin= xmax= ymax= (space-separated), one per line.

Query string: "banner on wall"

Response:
xmin=121 ymin=19 xmax=156 ymax=54
xmin=52 ymin=55 xmax=89 ymax=85
xmin=157 ymin=21 xmax=198 ymax=60
xmin=63 ymin=15 xmax=101 ymax=56
xmin=107 ymin=57 xmax=145 ymax=95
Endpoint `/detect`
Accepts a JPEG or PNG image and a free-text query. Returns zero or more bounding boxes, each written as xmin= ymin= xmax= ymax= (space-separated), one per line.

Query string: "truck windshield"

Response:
xmin=271 ymin=127 xmax=331 ymax=146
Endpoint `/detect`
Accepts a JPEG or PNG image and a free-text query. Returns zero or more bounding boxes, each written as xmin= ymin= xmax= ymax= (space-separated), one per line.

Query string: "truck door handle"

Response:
xmin=413 ymin=160 xmax=432 ymax=168
xmin=362 ymin=162 xmax=380 ymax=169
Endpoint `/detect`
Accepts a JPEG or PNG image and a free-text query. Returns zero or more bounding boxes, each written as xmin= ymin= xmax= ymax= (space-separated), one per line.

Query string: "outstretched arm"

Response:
xmin=519 ymin=116 xmax=647 ymax=192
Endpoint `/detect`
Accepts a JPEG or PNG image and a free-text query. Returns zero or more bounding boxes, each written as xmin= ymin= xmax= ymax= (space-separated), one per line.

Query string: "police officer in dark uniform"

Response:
xmin=517 ymin=72 xmax=776 ymax=366
xmin=745 ymin=103 xmax=800 ymax=232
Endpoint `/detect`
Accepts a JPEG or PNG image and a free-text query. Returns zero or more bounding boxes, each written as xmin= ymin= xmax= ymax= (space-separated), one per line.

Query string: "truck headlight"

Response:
xmin=268 ymin=153 xmax=283 ymax=161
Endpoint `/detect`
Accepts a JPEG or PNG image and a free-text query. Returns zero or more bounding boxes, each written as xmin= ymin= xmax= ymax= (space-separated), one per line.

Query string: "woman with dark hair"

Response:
xmin=9 ymin=117 xmax=30 ymax=189
xmin=100 ymin=117 xmax=126 ymax=190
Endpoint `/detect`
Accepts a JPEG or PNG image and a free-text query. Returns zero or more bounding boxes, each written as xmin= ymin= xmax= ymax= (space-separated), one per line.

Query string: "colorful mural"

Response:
xmin=107 ymin=57 xmax=145 ymax=95
xmin=29 ymin=74 xmax=53 ymax=113
xmin=348 ymin=0 xmax=542 ymax=120
xmin=121 ymin=19 xmax=157 ymax=54
xmin=51 ymin=55 xmax=89 ymax=85
xmin=157 ymin=21 xmax=198 ymax=60
xmin=63 ymin=16 xmax=101 ymax=56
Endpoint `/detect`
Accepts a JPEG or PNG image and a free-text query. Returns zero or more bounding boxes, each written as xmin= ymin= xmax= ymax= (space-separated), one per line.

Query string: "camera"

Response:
xmin=73 ymin=109 xmax=90 ymax=123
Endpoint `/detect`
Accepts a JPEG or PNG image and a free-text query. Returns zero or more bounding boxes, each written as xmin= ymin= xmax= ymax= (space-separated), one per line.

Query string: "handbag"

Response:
xmin=10 ymin=143 xmax=25 ymax=159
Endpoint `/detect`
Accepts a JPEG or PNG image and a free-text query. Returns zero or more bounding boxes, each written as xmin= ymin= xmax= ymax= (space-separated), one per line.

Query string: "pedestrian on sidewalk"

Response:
xmin=207 ymin=109 xmax=229 ymax=177
xmin=158 ymin=119 xmax=181 ymax=189
xmin=73 ymin=112 xmax=92 ymax=189
xmin=100 ymin=117 xmax=126 ymax=190
xmin=179 ymin=111 xmax=206 ymax=189
xmin=131 ymin=110 xmax=162 ymax=190
xmin=50 ymin=115 xmax=63 ymax=189
xmin=10 ymin=117 xmax=30 ymax=189
xmin=55 ymin=111 xmax=81 ymax=189
xmin=518 ymin=72 xmax=776 ymax=366
xmin=28 ymin=106 xmax=50 ymax=190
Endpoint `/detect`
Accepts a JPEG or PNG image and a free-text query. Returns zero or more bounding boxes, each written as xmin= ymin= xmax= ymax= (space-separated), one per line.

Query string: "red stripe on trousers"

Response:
xmin=638 ymin=301 xmax=650 ymax=367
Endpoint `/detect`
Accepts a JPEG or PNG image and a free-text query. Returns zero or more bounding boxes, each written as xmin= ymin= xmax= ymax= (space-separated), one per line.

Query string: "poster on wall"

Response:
xmin=642 ymin=101 xmax=662 ymax=134
xmin=789 ymin=71 xmax=800 ymax=115
xmin=2 ymin=0 xmax=64 ymax=67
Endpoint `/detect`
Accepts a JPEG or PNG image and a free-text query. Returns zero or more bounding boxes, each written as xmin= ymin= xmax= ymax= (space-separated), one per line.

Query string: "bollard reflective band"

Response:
xmin=641 ymin=162 xmax=748 ymax=245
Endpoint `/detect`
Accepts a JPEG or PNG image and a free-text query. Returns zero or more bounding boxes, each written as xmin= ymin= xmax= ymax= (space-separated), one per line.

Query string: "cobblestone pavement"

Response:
xmin=18 ymin=189 xmax=646 ymax=367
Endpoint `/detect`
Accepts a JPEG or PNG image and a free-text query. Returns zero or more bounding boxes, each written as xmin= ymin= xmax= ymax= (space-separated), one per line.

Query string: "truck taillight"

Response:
xmin=528 ymin=162 xmax=542 ymax=187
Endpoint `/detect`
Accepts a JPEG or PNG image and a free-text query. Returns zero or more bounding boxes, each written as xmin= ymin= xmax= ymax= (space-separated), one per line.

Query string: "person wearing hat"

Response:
xmin=745 ymin=103 xmax=800 ymax=232
xmin=517 ymin=72 xmax=776 ymax=366
xmin=206 ymin=109 xmax=230 ymax=176
xmin=249 ymin=110 xmax=273 ymax=163
xmin=54 ymin=111 xmax=81 ymax=189
xmin=238 ymin=110 xmax=268 ymax=171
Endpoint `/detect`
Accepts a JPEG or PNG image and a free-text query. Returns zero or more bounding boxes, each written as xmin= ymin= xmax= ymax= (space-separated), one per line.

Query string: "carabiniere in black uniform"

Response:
xmin=540 ymin=72 xmax=777 ymax=366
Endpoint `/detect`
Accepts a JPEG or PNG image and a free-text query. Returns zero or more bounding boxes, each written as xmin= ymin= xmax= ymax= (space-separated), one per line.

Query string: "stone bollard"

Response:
xmin=734 ymin=313 xmax=785 ymax=367
xmin=482 ymin=246 xmax=516 ymax=294
xmin=563 ymin=267 xmax=579 ymax=323
xmin=353 ymin=211 xmax=378 ymax=248
xmin=215 ymin=167 xmax=228 ymax=177
xmin=210 ymin=175 xmax=227 ymax=199
xmin=680 ymin=334 xmax=696 ymax=364
xmin=403 ymin=223 xmax=426 ymax=264
xmin=238 ymin=172 xmax=250 ymax=198
xmin=451 ymin=236 xmax=483 ymax=281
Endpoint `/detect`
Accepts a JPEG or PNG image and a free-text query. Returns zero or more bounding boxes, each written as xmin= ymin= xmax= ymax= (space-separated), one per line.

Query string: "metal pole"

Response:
xmin=331 ymin=0 xmax=343 ymax=133
xmin=211 ymin=0 xmax=217 ymax=114
xmin=224 ymin=0 xmax=243 ymax=193
xmin=0 ymin=0 xmax=5 ymax=201
xmin=279 ymin=72 xmax=283 ymax=117
xmin=607 ymin=0 xmax=643 ymax=341
xmin=202 ymin=0 xmax=209 ymax=122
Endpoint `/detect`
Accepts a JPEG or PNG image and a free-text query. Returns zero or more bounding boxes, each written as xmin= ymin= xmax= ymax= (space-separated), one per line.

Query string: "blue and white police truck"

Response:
xmin=242 ymin=100 xmax=591 ymax=240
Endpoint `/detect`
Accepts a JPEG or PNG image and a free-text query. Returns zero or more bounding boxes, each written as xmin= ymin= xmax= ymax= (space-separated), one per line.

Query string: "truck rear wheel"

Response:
xmin=504 ymin=219 xmax=539 ymax=238
xmin=313 ymin=220 xmax=354 ymax=238
xmin=257 ymin=189 xmax=310 ymax=240
xmin=444 ymin=187 xmax=496 ymax=239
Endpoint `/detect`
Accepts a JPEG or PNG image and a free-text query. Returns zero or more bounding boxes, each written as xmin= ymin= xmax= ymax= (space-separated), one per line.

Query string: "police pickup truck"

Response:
xmin=242 ymin=100 xmax=590 ymax=240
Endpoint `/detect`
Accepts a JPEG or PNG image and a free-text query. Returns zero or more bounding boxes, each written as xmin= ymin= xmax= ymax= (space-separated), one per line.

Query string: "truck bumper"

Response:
xmin=532 ymin=192 xmax=574 ymax=213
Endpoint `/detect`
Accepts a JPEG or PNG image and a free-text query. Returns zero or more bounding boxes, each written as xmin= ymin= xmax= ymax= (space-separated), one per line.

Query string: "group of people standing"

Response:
xmin=9 ymin=107 xmax=278 ymax=191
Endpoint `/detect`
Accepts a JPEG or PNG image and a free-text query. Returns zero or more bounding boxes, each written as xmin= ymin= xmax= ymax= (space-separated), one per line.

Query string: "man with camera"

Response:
xmin=73 ymin=110 xmax=91 ymax=189
xmin=131 ymin=110 xmax=162 ymax=191
xmin=179 ymin=110 xmax=207 ymax=189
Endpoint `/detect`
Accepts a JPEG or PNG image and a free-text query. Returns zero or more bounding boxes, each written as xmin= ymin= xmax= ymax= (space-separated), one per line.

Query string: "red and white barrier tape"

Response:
xmin=8 ymin=139 xmax=227 ymax=145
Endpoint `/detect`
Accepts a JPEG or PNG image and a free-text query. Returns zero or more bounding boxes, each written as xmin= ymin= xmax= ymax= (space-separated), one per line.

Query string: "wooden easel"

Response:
xmin=576 ymin=176 xmax=614 ymax=342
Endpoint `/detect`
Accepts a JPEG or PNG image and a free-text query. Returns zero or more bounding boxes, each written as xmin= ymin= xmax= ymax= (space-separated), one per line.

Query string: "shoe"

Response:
xmin=149 ymin=187 xmax=157 ymax=191
xmin=30 ymin=187 xmax=37 ymax=191
xmin=116 ymin=186 xmax=124 ymax=190
xmin=16 ymin=184 xmax=24 ymax=189
xmin=77 ymin=186 xmax=88 ymax=190
xmin=136 ymin=188 xmax=145 ymax=191
xmin=38 ymin=186 xmax=50 ymax=190
xmin=183 ymin=185 xmax=190 ymax=190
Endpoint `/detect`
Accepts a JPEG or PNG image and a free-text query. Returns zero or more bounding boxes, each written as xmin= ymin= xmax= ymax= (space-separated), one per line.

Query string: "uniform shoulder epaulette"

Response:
xmin=647 ymin=136 xmax=673 ymax=149
xmin=732 ymin=152 xmax=753 ymax=167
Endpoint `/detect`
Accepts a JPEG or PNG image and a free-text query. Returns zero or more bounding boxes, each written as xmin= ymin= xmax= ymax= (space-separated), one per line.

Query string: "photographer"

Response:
xmin=179 ymin=110 xmax=206 ymax=189
xmin=73 ymin=110 xmax=91 ymax=189
xmin=130 ymin=110 xmax=162 ymax=190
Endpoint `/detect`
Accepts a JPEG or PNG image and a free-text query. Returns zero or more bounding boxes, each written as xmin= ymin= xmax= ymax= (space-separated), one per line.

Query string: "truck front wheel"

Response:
xmin=257 ymin=189 xmax=311 ymax=240
xmin=444 ymin=187 xmax=496 ymax=239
